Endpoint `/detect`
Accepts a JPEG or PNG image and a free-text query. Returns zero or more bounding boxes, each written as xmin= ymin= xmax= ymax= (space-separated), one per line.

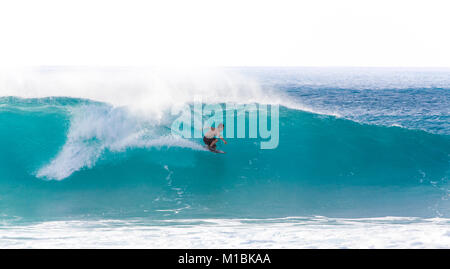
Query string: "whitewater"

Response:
xmin=0 ymin=67 xmax=449 ymax=248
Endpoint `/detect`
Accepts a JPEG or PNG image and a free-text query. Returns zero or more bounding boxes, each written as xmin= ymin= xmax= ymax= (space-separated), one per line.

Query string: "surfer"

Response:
xmin=203 ymin=123 xmax=227 ymax=150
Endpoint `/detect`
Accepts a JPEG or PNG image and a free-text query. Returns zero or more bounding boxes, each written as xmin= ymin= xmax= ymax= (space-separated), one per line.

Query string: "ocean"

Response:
xmin=0 ymin=67 xmax=449 ymax=248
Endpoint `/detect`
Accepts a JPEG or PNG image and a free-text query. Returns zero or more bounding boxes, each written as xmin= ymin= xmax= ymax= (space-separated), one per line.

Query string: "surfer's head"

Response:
xmin=218 ymin=123 xmax=224 ymax=131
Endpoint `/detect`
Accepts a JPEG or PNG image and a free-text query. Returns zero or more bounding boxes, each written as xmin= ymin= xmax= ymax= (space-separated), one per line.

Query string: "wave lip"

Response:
xmin=3 ymin=67 xmax=448 ymax=134
xmin=0 ymin=67 xmax=286 ymax=109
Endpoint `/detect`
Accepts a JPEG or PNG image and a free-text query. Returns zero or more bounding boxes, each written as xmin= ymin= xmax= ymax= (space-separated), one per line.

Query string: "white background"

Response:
xmin=0 ymin=0 xmax=449 ymax=67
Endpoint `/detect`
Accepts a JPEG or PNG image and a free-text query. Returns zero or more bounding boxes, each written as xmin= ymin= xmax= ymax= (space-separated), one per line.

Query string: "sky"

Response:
xmin=0 ymin=0 xmax=449 ymax=67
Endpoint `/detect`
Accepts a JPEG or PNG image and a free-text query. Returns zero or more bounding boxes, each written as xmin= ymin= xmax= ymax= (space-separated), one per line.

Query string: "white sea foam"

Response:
xmin=1 ymin=216 xmax=449 ymax=248
xmin=0 ymin=67 xmax=279 ymax=109
xmin=36 ymin=103 xmax=205 ymax=180
xmin=0 ymin=66 xmax=335 ymax=116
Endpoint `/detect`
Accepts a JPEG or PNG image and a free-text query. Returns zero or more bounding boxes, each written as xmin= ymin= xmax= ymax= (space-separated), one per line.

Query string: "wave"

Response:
xmin=0 ymin=97 xmax=449 ymax=220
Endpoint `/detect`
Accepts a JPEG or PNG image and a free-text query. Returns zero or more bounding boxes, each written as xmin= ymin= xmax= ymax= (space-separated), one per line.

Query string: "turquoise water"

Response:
xmin=0 ymin=67 xmax=449 ymax=248
xmin=0 ymin=97 xmax=448 ymax=222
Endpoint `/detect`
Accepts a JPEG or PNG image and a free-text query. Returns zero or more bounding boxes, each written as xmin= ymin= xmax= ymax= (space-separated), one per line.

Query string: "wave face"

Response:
xmin=0 ymin=93 xmax=449 ymax=222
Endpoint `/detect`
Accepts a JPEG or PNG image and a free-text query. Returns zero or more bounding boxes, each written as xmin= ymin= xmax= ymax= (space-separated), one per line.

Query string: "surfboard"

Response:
xmin=206 ymin=146 xmax=225 ymax=154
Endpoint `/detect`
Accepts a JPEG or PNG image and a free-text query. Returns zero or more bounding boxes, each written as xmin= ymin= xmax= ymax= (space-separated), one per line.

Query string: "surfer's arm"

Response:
xmin=219 ymin=136 xmax=227 ymax=144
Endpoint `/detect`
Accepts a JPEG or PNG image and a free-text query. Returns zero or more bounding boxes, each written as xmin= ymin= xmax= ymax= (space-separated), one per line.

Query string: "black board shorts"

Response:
xmin=203 ymin=136 xmax=215 ymax=146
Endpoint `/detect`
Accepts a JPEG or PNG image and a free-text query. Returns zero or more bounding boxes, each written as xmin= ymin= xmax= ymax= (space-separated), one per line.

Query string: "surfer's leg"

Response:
xmin=203 ymin=136 xmax=213 ymax=146
xmin=210 ymin=139 xmax=218 ymax=149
